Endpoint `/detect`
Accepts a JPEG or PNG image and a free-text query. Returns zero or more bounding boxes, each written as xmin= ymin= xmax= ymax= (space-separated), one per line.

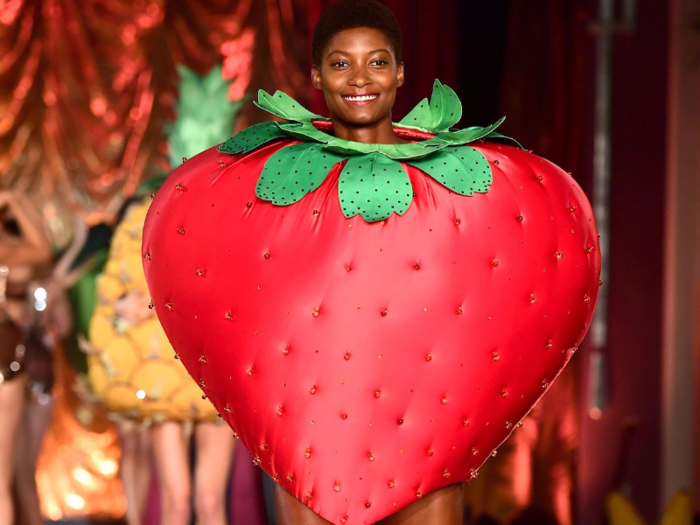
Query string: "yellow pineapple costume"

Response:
xmin=88 ymin=197 xmax=217 ymax=423
xmin=607 ymin=490 xmax=692 ymax=525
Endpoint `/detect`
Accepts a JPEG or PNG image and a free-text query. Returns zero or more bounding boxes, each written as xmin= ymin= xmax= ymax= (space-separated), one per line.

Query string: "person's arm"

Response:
xmin=0 ymin=190 xmax=52 ymax=265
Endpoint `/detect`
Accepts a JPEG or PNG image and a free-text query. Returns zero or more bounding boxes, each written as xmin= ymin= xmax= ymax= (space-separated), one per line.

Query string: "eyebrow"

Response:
xmin=326 ymin=48 xmax=392 ymax=58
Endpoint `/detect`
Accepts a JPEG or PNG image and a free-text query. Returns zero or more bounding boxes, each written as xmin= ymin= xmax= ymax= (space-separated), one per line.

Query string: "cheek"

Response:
xmin=379 ymin=76 xmax=399 ymax=94
xmin=380 ymin=84 xmax=398 ymax=105
xmin=323 ymin=79 xmax=346 ymax=99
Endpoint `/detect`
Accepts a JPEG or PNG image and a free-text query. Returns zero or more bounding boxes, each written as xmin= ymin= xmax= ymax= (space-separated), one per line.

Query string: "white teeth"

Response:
xmin=344 ymin=94 xmax=378 ymax=102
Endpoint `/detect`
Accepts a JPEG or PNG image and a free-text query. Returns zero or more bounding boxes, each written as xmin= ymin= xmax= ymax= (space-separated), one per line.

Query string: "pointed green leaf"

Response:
xmin=338 ymin=154 xmax=412 ymax=222
xmin=254 ymin=90 xmax=325 ymax=123
xmin=202 ymin=65 xmax=225 ymax=94
xmin=483 ymin=131 xmax=524 ymax=149
xmin=218 ymin=122 xmax=287 ymax=155
xmin=433 ymin=117 xmax=506 ymax=146
xmin=397 ymin=80 xmax=462 ymax=133
xmin=407 ymin=146 xmax=492 ymax=196
xmin=175 ymin=64 xmax=198 ymax=84
xmin=256 ymin=143 xmax=345 ymax=205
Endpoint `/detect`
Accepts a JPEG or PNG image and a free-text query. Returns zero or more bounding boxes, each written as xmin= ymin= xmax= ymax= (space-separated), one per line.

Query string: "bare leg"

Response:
xmin=274 ymin=484 xmax=333 ymax=525
xmin=133 ymin=428 xmax=153 ymax=515
xmin=0 ymin=377 xmax=27 ymax=525
xmin=119 ymin=426 xmax=152 ymax=525
xmin=152 ymin=422 xmax=191 ymax=525
xmin=379 ymin=484 xmax=465 ymax=525
xmin=193 ymin=422 xmax=235 ymax=525
xmin=13 ymin=387 xmax=52 ymax=525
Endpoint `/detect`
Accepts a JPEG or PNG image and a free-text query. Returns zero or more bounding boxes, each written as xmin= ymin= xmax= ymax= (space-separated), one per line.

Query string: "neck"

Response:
xmin=330 ymin=114 xmax=407 ymax=145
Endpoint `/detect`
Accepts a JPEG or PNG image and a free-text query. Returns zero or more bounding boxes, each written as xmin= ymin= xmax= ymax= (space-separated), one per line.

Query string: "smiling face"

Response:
xmin=312 ymin=27 xmax=404 ymax=131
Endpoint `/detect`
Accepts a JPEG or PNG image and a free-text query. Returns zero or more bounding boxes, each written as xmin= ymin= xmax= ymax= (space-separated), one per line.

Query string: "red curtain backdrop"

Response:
xmin=0 ymin=0 xmax=460 ymax=218
xmin=498 ymin=0 xmax=591 ymax=172
xmin=0 ymin=0 xmax=309 ymax=220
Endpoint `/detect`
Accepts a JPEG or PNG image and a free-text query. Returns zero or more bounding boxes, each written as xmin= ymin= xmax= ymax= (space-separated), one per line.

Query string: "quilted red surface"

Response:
xmin=143 ymin=137 xmax=600 ymax=524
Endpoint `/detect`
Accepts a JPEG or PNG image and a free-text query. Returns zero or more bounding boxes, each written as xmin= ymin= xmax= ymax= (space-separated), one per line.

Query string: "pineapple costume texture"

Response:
xmin=87 ymin=64 xmax=240 ymax=423
xmin=88 ymin=198 xmax=217 ymax=422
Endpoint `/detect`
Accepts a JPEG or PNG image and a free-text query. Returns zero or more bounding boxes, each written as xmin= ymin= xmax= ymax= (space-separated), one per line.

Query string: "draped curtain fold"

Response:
xmin=0 ymin=0 xmax=309 ymax=220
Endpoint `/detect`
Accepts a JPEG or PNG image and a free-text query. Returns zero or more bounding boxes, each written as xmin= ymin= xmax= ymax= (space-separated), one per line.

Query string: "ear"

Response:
xmin=396 ymin=62 xmax=405 ymax=88
xmin=311 ymin=65 xmax=323 ymax=91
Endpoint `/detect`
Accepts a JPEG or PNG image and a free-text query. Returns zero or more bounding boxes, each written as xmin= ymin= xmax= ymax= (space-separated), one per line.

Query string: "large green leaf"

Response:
xmin=219 ymin=82 xmax=515 ymax=161
xmin=407 ymin=146 xmax=492 ymax=195
xmin=215 ymin=80 xmax=527 ymax=224
xmin=218 ymin=122 xmax=287 ymax=155
xmin=255 ymin=90 xmax=325 ymax=123
xmin=397 ymin=80 xmax=462 ymax=133
xmin=256 ymin=143 xmax=346 ymax=205
xmin=338 ymin=154 xmax=412 ymax=222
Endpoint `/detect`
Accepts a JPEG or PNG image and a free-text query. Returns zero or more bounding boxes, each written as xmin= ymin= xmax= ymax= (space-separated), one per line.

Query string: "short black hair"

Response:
xmin=312 ymin=0 xmax=403 ymax=66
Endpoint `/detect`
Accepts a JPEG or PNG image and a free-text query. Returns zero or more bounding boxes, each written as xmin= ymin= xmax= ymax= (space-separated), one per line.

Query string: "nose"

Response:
xmin=348 ymin=64 xmax=371 ymax=88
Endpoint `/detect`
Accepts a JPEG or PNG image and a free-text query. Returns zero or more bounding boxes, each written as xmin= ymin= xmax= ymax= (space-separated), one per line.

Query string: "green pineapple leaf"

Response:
xmin=397 ymin=79 xmax=462 ymax=133
xmin=256 ymin=143 xmax=346 ymax=205
xmin=338 ymin=154 xmax=412 ymax=222
xmin=255 ymin=90 xmax=325 ymax=123
xmin=168 ymin=64 xmax=241 ymax=167
xmin=407 ymin=146 xmax=492 ymax=196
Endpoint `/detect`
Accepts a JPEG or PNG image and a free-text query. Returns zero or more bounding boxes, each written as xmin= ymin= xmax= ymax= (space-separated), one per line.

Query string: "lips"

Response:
xmin=342 ymin=93 xmax=379 ymax=105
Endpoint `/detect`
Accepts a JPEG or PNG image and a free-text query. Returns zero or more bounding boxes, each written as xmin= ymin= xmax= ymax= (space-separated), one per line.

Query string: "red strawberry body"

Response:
xmin=143 ymin=131 xmax=600 ymax=524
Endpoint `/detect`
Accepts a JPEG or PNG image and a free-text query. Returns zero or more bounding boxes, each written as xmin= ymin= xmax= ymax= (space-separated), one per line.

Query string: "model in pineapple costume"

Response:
xmin=87 ymin=66 xmax=239 ymax=525
xmin=143 ymin=1 xmax=601 ymax=524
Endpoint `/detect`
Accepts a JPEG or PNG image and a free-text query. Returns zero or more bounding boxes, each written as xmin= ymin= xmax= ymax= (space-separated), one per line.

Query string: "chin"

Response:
xmin=349 ymin=116 xmax=377 ymax=127
xmin=341 ymin=111 xmax=381 ymax=127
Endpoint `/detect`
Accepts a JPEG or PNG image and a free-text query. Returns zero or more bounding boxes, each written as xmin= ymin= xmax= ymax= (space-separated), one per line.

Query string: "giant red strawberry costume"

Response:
xmin=143 ymin=80 xmax=600 ymax=525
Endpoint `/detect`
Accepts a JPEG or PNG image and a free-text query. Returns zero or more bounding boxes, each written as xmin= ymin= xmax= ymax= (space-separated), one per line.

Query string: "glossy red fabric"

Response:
xmin=143 ymin=134 xmax=600 ymax=525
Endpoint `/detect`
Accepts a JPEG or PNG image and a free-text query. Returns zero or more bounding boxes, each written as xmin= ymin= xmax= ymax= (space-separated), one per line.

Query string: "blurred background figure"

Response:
xmin=83 ymin=65 xmax=242 ymax=525
xmin=0 ymin=190 xmax=52 ymax=524
xmin=466 ymin=367 xmax=577 ymax=525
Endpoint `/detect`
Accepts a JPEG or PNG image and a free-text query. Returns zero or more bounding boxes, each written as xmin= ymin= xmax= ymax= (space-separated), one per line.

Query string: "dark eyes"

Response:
xmin=330 ymin=59 xmax=389 ymax=68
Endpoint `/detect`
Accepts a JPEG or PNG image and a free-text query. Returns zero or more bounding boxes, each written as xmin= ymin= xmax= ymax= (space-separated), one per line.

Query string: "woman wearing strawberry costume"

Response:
xmin=143 ymin=1 xmax=601 ymax=524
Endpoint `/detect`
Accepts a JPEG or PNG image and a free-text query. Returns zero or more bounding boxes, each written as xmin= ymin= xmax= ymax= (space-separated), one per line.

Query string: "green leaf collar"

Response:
xmin=218 ymin=80 xmax=523 ymax=222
